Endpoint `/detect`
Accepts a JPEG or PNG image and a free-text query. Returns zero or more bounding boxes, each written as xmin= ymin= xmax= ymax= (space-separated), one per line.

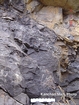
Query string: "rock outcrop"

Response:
xmin=0 ymin=0 xmax=79 ymax=105
xmin=38 ymin=0 xmax=79 ymax=13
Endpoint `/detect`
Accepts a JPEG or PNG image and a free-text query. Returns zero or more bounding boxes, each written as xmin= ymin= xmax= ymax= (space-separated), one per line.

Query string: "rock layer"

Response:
xmin=38 ymin=0 xmax=79 ymax=13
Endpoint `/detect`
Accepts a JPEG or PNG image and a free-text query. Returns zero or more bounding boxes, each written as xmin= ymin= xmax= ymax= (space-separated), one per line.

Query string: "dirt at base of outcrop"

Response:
xmin=0 ymin=1 xmax=79 ymax=105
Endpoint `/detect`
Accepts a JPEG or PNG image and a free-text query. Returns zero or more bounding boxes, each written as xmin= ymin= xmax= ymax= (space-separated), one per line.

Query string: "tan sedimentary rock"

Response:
xmin=38 ymin=0 xmax=79 ymax=13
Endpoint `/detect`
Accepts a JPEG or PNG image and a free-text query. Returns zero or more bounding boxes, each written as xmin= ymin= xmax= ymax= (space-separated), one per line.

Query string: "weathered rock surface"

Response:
xmin=14 ymin=93 xmax=29 ymax=105
xmin=0 ymin=0 xmax=79 ymax=105
xmin=0 ymin=89 xmax=23 ymax=105
xmin=30 ymin=6 xmax=63 ymax=29
xmin=27 ymin=0 xmax=79 ymax=43
xmin=38 ymin=0 xmax=79 ymax=13
xmin=0 ymin=15 xmax=59 ymax=98
xmin=0 ymin=2 xmax=60 ymax=104
xmin=9 ymin=13 xmax=59 ymax=98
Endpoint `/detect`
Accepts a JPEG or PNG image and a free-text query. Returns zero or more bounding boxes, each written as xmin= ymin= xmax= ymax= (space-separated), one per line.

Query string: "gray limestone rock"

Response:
xmin=0 ymin=2 xmax=79 ymax=105
xmin=0 ymin=9 xmax=59 ymax=99
xmin=14 ymin=93 xmax=29 ymax=105
xmin=0 ymin=89 xmax=23 ymax=105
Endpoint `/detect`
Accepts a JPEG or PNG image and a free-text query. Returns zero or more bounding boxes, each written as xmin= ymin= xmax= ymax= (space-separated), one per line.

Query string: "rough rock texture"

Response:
xmin=27 ymin=0 xmax=79 ymax=43
xmin=0 ymin=12 xmax=59 ymax=98
xmin=30 ymin=6 xmax=63 ymax=29
xmin=0 ymin=3 xmax=60 ymax=104
xmin=0 ymin=89 xmax=23 ymax=105
xmin=0 ymin=0 xmax=79 ymax=105
xmin=38 ymin=0 xmax=79 ymax=13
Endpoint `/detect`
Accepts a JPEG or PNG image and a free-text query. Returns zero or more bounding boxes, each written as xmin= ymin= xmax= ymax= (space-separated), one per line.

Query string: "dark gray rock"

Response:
xmin=10 ymin=15 xmax=59 ymax=98
xmin=0 ymin=6 xmax=59 ymax=99
xmin=14 ymin=93 xmax=29 ymax=105
xmin=19 ymin=52 xmax=57 ymax=98
xmin=56 ymin=72 xmax=79 ymax=87
xmin=0 ymin=89 xmax=23 ymax=105
xmin=0 ymin=3 xmax=79 ymax=105
xmin=0 ymin=31 xmax=23 ymax=97
xmin=68 ymin=62 xmax=79 ymax=73
xmin=14 ymin=18 xmax=59 ymax=98
xmin=11 ymin=0 xmax=25 ymax=13
xmin=68 ymin=57 xmax=79 ymax=74
xmin=66 ymin=80 xmax=79 ymax=92
xmin=76 ymin=91 xmax=79 ymax=98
